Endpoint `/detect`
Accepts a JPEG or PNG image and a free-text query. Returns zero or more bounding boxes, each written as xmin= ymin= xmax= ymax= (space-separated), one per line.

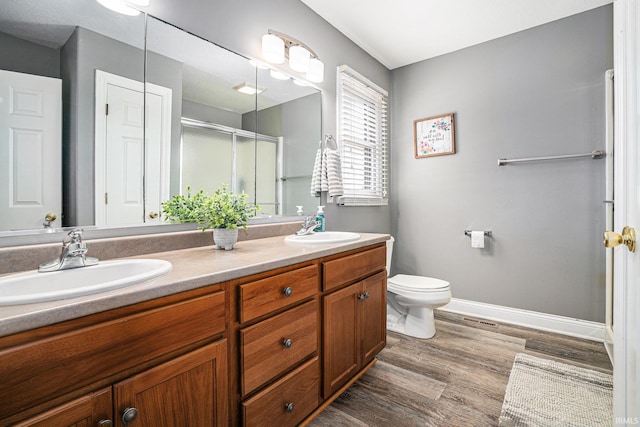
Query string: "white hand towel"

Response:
xmin=471 ymin=231 xmax=485 ymax=249
xmin=310 ymin=148 xmax=322 ymax=197
xmin=322 ymin=149 xmax=344 ymax=197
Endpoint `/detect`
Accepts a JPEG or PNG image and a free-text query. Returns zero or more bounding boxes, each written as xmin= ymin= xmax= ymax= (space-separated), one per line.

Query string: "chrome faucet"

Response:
xmin=296 ymin=216 xmax=321 ymax=236
xmin=38 ymin=229 xmax=99 ymax=272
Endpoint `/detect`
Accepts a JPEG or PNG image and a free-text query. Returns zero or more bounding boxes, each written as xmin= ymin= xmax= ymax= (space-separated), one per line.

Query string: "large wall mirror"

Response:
xmin=0 ymin=1 xmax=321 ymax=238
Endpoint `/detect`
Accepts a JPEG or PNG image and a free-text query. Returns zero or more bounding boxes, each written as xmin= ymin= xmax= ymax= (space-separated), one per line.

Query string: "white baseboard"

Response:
xmin=439 ymin=298 xmax=605 ymax=342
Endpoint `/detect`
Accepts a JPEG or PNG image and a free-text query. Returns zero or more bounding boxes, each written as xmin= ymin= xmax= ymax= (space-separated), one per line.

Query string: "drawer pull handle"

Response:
xmin=122 ymin=407 xmax=138 ymax=425
xmin=283 ymin=287 xmax=293 ymax=297
xmin=98 ymin=421 xmax=113 ymax=427
xmin=285 ymin=402 xmax=295 ymax=413
xmin=358 ymin=292 xmax=370 ymax=301
xmin=282 ymin=338 xmax=293 ymax=348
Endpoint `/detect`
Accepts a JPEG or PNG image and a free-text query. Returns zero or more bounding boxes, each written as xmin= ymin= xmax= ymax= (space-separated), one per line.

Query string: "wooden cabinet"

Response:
xmin=242 ymin=357 xmax=320 ymax=427
xmin=15 ymin=341 xmax=227 ymax=427
xmin=113 ymin=340 xmax=227 ymax=427
xmin=323 ymin=269 xmax=386 ymax=398
xmin=2 ymin=239 xmax=388 ymax=426
xmin=14 ymin=388 xmax=112 ymax=427
xmin=0 ymin=288 xmax=227 ymax=427
xmin=234 ymin=264 xmax=321 ymax=426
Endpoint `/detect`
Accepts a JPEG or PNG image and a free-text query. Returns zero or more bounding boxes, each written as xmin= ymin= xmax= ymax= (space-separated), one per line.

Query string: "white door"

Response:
xmin=0 ymin=70 xmax=61 ymax=230
xmin=612 ymin=0 xmax=640 ymax=421
xmin=94 ymin=71 xmax=171 ymax=226
xmin=105 ymin=82 xmax=145 ymax=225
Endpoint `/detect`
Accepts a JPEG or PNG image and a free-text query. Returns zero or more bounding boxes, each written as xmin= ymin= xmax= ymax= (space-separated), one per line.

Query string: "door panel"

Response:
xmin=0 ymin=70 xmax=61 ymax=230
xmin=114 ymin=340 xmax=228 ymax=427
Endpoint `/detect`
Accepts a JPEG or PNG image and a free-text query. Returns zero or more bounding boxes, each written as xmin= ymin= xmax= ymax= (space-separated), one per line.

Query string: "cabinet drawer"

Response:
xmin=242 ymin=357 xmax=320 ymax=427
xmin=323 ymin=245 xmax=386 ymax=291
xmin=0 ymin=291 xmax=225 ymax=421
xmin=238 ymin=264 xmax=318 ymax=323
xmin=240 ymin=300 xmax=318 ymax=396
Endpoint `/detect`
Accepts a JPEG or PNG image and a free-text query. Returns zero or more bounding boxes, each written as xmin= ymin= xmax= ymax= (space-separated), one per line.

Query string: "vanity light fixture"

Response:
xmin=261 ymin=29 xmax=324 ymax=83
xmin=233 ymin=82 xmax=265 ymax=95
xmin=96 ymin=0 xmax=149 ymax=16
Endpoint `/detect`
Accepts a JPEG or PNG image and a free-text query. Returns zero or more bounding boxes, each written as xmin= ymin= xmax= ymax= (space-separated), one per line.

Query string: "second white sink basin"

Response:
xmin=284 ymin=231 xmax=360 ymax=244
xmin=0 ymin=259 xmax=172 ymax=306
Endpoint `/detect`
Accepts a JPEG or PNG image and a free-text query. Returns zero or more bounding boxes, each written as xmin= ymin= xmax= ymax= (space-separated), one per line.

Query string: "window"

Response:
xmin=336 ymin=65 xmax=389 ymax=206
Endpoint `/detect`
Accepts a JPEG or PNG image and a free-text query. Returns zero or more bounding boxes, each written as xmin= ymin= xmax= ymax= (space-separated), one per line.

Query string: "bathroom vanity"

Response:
xmin=0 ymin=233 xmax=388 ymax=426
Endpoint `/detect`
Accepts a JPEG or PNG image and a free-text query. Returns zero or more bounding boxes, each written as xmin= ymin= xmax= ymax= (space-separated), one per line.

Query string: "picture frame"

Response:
xmin=414 ymin=113 xmax=455 ymax=158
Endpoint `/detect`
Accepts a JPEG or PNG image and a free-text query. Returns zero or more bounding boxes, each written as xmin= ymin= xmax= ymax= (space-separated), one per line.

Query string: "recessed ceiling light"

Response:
xmin=233 ymin=82 xmax=265 ymax=95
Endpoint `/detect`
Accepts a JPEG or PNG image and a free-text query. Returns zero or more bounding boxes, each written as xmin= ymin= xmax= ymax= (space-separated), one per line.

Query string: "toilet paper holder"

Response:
xmin=464 ymin=230 xmax=492 ymax=237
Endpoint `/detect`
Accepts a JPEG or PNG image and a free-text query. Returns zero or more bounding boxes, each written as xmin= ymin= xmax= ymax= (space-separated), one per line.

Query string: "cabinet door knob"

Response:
xmin=98 ymin=421 xmax=113 ymax=427
xmin=283 ymin=287 xmax=293 ymax=297
xmin=282 ymin=338 xmax=293 ymax=348
xmin=122 ymin=407 xmax=138 ymax=425
xmin=284 ymin=402 xmax=295 ymax=413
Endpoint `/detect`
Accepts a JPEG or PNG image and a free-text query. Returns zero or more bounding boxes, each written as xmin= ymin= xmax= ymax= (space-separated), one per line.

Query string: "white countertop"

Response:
xmin=0 ymin=233 xmax=389 ymax=337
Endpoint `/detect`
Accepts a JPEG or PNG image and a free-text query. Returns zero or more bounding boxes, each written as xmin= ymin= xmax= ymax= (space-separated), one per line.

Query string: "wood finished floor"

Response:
xmin=309 ymin=310 xmax=612 ymax=427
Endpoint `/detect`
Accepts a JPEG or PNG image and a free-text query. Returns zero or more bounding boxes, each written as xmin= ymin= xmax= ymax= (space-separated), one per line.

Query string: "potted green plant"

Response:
xmin=162 ymin=186 xmax=257 ymax=250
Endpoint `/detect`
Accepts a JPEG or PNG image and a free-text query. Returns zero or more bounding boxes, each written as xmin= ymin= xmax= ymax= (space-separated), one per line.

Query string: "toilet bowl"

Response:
xmin=386 ymin=237 xmax=451 ymax=339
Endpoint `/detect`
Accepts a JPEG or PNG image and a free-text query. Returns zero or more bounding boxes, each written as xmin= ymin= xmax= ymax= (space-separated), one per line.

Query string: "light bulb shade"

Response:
xmin=96 ymin=0 xmax=140 ymax=15
xmin=270 ymin=69 xmax=290 ymax=80
xmin=262 ymin=34 xmax=285 ymax=64
xmin=289 ymin=45 xmax=310 ymax=72
xmin=306 ymin=58 xmax=324 ymax=83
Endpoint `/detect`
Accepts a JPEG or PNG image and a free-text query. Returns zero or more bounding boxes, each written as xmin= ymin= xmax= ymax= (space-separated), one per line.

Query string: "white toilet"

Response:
xmin=386 ymin=237 xmax=451 ymax=339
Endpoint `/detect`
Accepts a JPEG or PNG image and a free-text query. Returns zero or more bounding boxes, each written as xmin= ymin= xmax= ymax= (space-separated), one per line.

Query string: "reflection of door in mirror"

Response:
xmin=0 ymin=70 xmax=62 ymax=231
xmin=94 ymin=71 xmax=171 ymax=226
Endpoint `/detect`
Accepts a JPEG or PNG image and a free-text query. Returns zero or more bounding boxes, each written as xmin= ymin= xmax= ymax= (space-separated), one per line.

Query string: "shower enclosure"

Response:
xmin=180 ymin=118 xmax=281 ymax=215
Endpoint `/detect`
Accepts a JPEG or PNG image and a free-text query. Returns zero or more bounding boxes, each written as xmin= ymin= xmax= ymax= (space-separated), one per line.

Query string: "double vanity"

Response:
xmin=0 ymin=231 xmax=388 ymax=426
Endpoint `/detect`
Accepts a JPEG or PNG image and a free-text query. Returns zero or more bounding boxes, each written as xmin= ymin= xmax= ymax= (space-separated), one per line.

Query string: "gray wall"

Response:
xmin=62 ymin=27 xmax=145 ymax=226
xmin=0 ymin=31 xmax=60 ymax=78
xmin=391 ymin=6 xmax=612 ymax=322
xmin=145 ymin=0 xmax=392 ymax=234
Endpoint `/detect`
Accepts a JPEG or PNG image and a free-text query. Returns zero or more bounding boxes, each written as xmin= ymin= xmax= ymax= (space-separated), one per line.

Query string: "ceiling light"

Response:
xmin=233 ymin=82 xmax=265 ymax=95
xmin=262 ymin=34 xmax=285 ymax=64
xmin=261 ymin=29 xmax=324 ymax=83
xmin=270 ymin=69 xmax=290 ymax=80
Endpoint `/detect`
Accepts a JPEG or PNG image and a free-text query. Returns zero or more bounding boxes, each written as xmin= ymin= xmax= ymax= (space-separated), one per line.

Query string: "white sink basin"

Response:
xmin=0 ymin=259 xmax=172 ymax=306
xmin=284 ymin=231 xmax=361 ymax=244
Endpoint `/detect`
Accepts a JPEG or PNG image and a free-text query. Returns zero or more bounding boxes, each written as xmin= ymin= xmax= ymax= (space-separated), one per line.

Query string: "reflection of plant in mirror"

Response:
xmin=162 ymin=186 xmax=258 ymax=231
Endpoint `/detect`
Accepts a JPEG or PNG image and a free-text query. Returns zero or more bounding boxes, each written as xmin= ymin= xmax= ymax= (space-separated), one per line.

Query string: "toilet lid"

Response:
xmin=388 ymin=274 xmax=450 ymax=292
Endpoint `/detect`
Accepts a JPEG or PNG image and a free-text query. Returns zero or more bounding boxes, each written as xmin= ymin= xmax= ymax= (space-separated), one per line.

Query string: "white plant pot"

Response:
xmin=213 ymin=228 xmax=238 ymax=250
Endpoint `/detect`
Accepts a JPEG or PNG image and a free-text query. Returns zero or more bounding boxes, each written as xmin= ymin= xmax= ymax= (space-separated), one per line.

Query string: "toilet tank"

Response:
xmin=386 ymin=236 xmax=394 ymax=276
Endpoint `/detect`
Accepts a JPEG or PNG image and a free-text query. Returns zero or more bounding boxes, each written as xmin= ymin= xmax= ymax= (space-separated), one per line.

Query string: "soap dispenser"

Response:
xmin=314 ymin=206 xmax=325 ymax=232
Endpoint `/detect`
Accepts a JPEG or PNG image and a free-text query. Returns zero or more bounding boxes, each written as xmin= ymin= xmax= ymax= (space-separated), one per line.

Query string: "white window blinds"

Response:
xmin=336 ymin=65 xmax=389 ymax=206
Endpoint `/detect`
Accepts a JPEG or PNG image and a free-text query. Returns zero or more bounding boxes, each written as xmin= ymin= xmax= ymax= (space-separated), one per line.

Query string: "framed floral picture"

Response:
xmin=414 ymin=113 xmax=455 ymax=158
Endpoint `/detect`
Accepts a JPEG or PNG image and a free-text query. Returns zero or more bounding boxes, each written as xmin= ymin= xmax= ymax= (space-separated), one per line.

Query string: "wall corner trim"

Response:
xmin=439 ymin=298 xmax=605 ymax=342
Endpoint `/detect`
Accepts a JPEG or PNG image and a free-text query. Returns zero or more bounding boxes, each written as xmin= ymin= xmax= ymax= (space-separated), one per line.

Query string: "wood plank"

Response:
xmin=309 ymin=310 xmax=612 ymax=426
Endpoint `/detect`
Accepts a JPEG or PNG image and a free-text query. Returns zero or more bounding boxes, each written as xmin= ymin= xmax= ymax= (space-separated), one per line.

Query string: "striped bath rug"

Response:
xmin=499 ymin=353 xmax=613 ymax=427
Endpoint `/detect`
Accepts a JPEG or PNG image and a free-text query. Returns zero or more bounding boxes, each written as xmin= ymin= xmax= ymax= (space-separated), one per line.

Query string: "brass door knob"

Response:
xmin=148 ymin=211 xmax=159 ymax=219
xmin=44 ymin=213 xmax=57 ymax=222
xmin=603 ymin=226 xmax=636 ymax=253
